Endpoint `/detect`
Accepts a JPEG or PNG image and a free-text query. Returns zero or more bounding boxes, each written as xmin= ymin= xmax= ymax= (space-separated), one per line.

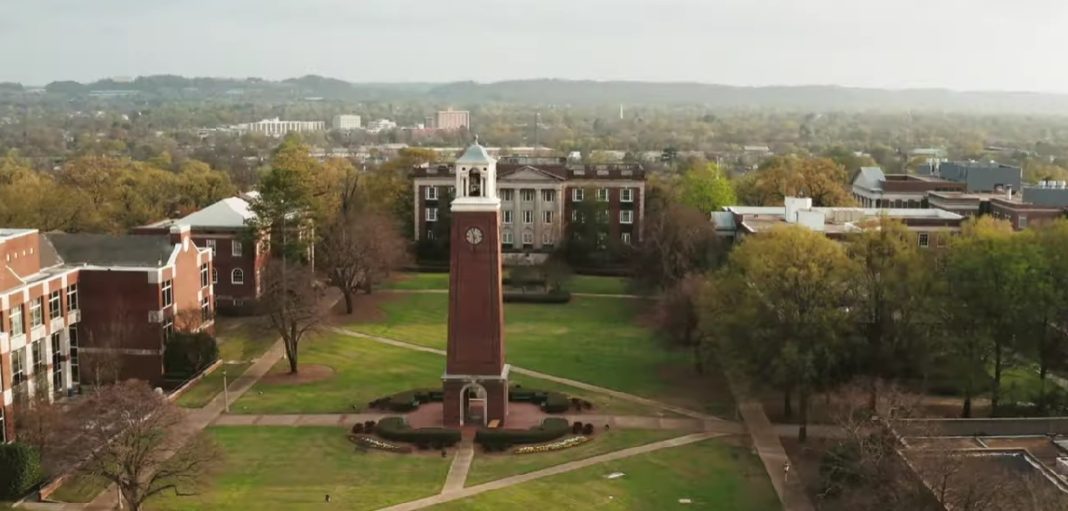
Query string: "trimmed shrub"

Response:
xmin=352 ymin=423 xmax=364 ymax=434
xmin=571 ymin=421 xmax=584 ymax=434
xmin=163 ymin=331 xmax=219 ymax=378
xmin=373 ymin=389 xmax=444 ymax=412
xmin=0 ymin=443 xmax=43 ymax=499
xmin=475 ymin=418 xmax=570 ymax=449
xmin=542 ymin=392 xmax=571 ymax=413
xmin=582 ymin=423 xmax=595 ymax=436
xmin=375 ymin=417 xmax=461 ymax=447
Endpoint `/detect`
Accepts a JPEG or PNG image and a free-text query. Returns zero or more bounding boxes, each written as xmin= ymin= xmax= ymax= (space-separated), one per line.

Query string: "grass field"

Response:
xmin=465 ymin=430 xmax=683 ymax=486
xmin=345 ymin=292 xmax=708 ymax=406
xmin=176 ymin=362 xmax=252 ymax=408
xmin=49 ymin=473 xmax=110 ymax=503
xmin=384 ymin=273 xmax=634 ymax=296
xmin=432 ymin=439 xmax=779 ymax=511
xmin=148 ymin=427 xmax=451 ymax=511
xmin=233 ymin=332 xmax=658 ymax=415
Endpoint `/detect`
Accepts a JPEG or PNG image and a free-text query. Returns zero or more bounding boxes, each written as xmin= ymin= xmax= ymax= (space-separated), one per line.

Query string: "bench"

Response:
xmin=487 ymin=419 xmax=501 ymax=429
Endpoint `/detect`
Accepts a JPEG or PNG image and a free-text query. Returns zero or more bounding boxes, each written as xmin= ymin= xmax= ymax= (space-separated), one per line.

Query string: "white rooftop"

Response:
xmin=177 ymin=196 xmax=256 ymax=229
xmin=0 ymin=228 xmax=36 ymax=241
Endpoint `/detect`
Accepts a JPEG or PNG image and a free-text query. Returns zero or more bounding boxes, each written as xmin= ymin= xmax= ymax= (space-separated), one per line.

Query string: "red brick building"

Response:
xmin=138 ymin=194 xmax=269 ymax=312
xmin=0 ymin=225 xmax=213 ymax=443
xmin=412 ymin=156 xmax=645 ymax=263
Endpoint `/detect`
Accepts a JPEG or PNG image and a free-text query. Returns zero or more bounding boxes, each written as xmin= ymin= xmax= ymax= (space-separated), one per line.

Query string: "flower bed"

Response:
xmin=514 ymin=436 xmax=591 ymax=455
xmin=349 ymin=434 xmax=413 ymax=453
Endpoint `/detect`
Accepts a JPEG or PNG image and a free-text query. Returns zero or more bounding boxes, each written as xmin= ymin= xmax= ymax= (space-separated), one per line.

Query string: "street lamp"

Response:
xmin=223 ymin=368 xmax=230 ymax=413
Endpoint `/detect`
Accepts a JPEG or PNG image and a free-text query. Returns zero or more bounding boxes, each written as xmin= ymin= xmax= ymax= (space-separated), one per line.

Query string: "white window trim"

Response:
xmin=523 ymin=210 xmax=533 ymax=224
xmin=918 ymin=233 xmax=930 ymax=248
xmin=30 ymin=298 xmax=43 ymax=327
xmin=425 ymin=186 xmax=438 ymax=200
xmin=205 ymin=239 xmax=217 ymax=256
xmin=503 ymin=210 xmax=513 ymax=224
xmin=542 ymin=190 xmax=555 ymax=202
xmin=597 ymin=188 xmax=610 ymax=202
xmin=502 ymin=231 xmax=514 ymax=245
xmin=49 ymin=290 xmax=61 ymax=320
xmin=543 ymin=211 xmax=553 ymax=224
xmin=67 ymin=284 xmax=78 ymax=311
xmin=620 ymin=210 xmax=634 ymax=224
xmin=521 ymin=189 xmax=535 ymax=202
xmin=425 ymin=207 xmax=438 ymax=222
xmin=572 ymin=189 xmax=584 ymax=201
xmin=522 ymin=231 xmax=535 ymax=245
xmin=502 ymin=189 xmax=514 ymax=202
xmin=621 ymin=188 xmax=634 ymax=203
xmin=622 ymin=232 xmax=632 ymax=245
xmin=232 ymin=268 xmax=245 ymax=285
xmin=232 ymin=240 xmax=243 ymax=257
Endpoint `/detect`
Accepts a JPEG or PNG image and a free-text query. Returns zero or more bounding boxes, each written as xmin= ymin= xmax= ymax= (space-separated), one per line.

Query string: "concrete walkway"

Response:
xmin=328 ymin=326 xmax=727 ymax=422
xmin=441 ymin=433 xmax=475 ymax=494
xmin=738 ymin=401 xmax=815 ymax=511
xmin=378 ymin=432 xmax=721 ymax=511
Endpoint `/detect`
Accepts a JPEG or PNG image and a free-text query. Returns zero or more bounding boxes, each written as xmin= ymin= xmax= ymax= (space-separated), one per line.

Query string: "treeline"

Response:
xmin=665 ymin=217 xmax=1068 ymax=441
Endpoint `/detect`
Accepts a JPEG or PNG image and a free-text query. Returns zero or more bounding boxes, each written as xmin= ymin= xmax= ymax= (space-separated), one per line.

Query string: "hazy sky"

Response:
xmin=2 ymin=0 xmax=1068 ymax=92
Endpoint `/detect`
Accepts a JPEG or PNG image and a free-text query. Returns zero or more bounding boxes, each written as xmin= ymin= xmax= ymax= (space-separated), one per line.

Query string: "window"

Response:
xmin=49 ymin=290 xmax=61 ymax=320
xmin=621 ymin=188 xmax=634 ymax=202
xmin=31 ymin=339 xmax=44 ymax=375
xmin=425 ymin=207 xmax=438 ymax=222
xmin=425 ymin=186 xmax=438 ymax=200
xmin=542 ymin=190 xmax=555 ymax=202
xmin=232 ymin=240 xmax=243 ymax=257
xmin=542 ymin=232 xmax=554 ymax=245
xmin=502 ymin=231 xmax=514 ymax=245
xmin=12 ymin=347 xmax=25 ymax=388
xmin=212 ymin=268 xmax=218 ymax=284
xmin=232 ymin=268 xmax=245 ymax=285
xmin=597 ymin=188 xmax=610 ymax=202
xmin=571 ymin=210 xmax=582 ymax=222
xmin=521 ymin=189 xmax=535 ymax=202
xmin=201 ymin=296 xmax=211 ymax=322
xmin=918 ymin=233 xmax=930 ymax=248
xmin=543 ymin=211 xmax=553 ymax=224
xmin=501 ymin=189 xmax=514 ymax=201
xmin=162 ymin=280 xmax=173 ymax=307
xmin=522 ymin=231 xmax=535 ymax=245
xmin=69 ymin=327 xmax=79 ymax=385
xmin=622 ymin=232 xmax=632 ymax=245
xmin=523 ymin=210 xmax=534 ymax=224
xmin=67 ymin=284 xmax=78 ymax=311
xmin=426 ymin=229 xmax=435 ymax=241
xmin=448 ymin=186 xmax=455 ymax=196
xmin=10 ymin=304 xmax=23 ymax=336
xmin=205 ymin=239 xmax=217 ymax=256
xmin=163 ymin=320 xmax=174 ymax=342
xmin=503 ymin=210 xmax=513 ymax=224
xmin=1019 ymin=216 xmax=1029 ymax=229
xmin=620 ymin=210 xmax=634 ymax=224
xmin=572 ymin=189 xmax=584 ymax=201
xmin=200 ymin=265 xmax=209 ymax=287
xmin=51 ymin=332 xmax=63 ymax=396
xmin=30 ymin=297 xmax=43 ymax=327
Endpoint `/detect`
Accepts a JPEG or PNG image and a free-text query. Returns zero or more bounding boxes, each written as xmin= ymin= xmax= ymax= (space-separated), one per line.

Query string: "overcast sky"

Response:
xmin=2 ymin=0 xmax=1067 ymax=92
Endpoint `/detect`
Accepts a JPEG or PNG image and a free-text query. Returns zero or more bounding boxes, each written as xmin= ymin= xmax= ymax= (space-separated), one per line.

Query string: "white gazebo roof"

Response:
xmin=456 ymin=141 xmax=495 ymax=166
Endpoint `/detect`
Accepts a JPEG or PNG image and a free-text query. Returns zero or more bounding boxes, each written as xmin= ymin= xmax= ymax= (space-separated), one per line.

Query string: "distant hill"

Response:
xmin=14 ymin=75 xmax=1068 ymax=114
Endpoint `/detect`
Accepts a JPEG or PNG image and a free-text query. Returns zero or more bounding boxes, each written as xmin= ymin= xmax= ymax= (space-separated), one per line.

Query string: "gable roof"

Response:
xmin=498 ymin=165 xmax=566 ymax=182
xmin=177 ymin=197 xmax=255 ymax=229
xmin=45 ymin=233 xmax=174 ymax=268
xmin=852 ymin=166 xmax=886 ymax=192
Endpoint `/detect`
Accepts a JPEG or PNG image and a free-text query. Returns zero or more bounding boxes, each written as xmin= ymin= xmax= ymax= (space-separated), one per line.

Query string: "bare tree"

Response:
xmin=61 ymin=381 xmax=220 ymax=511
xmin=14 ymin=393 xmax=67 ymax=475
xmin=318 ymin=208 xmax=409 ymax=314
xmin=634 ymin=200 xmax=721 ymax=291
xmin=260 ymin=261 xmax=325 ymax=373
xmin=656 ymin=273 xmax=706 ymax=373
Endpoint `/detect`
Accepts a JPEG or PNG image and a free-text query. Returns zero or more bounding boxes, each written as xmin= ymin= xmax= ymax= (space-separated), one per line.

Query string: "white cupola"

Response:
xmin=454 ymin=136 xmax=497 ymax=201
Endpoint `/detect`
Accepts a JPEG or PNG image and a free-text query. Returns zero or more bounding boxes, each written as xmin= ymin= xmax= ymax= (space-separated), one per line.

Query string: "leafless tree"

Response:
xmin=60 ymin=381 xmax=221 ymax=511
xmin=318 ymin=207 xmax=409 ymax=314
xmin=634 ymin=201 xmax=721 ymax=291
xmin=260 ymin=261 xmax=326 ymax=373
xmin=656 ymin=273 xmax=706 ymax=373
xmin=14 ymin=393 xmax=67 ymax=475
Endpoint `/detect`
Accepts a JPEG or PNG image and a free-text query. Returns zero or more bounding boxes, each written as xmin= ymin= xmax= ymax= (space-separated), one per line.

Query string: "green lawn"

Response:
xmin=347 ymin=293 xmax=697 ymax=404
xmin=216 ymin=317 xmax=277 ymax=362
xmin=148 ymin=426 xmax=451 ymax=511
xmin=176 ymin=362 xmax=252 ymax=409
xmin=385 ymin=272 xmax=451 ymax=290
xmin=567 ymin=275 xmax=632 ymax=295
xmin=50 ymin=473 xmax=111 ymax=503
xmin=432 ymin=439 xmax=779 ymax=511
xmin=465 ymin=430 xmax=683 ymax=486
xmin=234 ymin=332 xmax=661 ymax=415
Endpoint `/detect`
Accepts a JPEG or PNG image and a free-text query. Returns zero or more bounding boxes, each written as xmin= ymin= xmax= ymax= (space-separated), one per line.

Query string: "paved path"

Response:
xmin=738 ymin=401 xmax=815 ymax=511
xmin=212 ymin=412 xmax=745 ymax=434
xmin=377 ymin=432 xmax=721 ymax=511
xmin=441 ymin=433 xmax=475 ymax=494
xmin=328 ymin=326 xmax=727 ymax=422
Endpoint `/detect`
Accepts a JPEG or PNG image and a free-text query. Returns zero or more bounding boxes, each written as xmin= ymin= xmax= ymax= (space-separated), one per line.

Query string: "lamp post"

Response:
xmin=223 ymin=368 xmax=230 ymax=413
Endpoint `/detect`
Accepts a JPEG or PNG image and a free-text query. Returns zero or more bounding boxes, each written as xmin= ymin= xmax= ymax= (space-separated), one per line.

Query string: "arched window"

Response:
xmin=231 ymin=268 xmax=245 ymax=285
xmin=470 ymin=170 xmax=483 ymax=197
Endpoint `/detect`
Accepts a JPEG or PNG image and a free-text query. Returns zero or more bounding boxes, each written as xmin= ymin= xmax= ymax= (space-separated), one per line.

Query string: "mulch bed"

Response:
xmin=259 ymin=364 xmax=335 ymax=385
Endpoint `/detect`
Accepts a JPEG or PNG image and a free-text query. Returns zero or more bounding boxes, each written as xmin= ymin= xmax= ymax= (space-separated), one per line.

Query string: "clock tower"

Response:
xmin=442 ymin=139 xmax=509 ymax=427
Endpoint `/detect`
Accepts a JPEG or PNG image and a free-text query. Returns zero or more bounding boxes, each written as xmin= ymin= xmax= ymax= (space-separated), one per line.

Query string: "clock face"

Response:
xmin=465 ymin=227 xmax=484 ymax=245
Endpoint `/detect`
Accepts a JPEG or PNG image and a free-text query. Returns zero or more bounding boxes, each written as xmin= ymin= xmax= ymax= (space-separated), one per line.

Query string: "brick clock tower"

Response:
xmin=442 ymin=140 xmax=510 ymax=427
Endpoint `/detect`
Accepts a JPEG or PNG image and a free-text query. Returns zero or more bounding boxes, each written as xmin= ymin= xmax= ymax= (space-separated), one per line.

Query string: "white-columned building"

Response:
xmin=235 ymin=118 xmax=325 ymax=137
xmin=332 ymin=115 xmax=362 ymax=130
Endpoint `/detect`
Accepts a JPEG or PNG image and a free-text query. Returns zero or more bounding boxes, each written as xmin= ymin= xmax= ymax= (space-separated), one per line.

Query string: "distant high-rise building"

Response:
xmin=332 ymin=115 xmax=362 ymax=130
xmin=434 ymin=109 xmax=470 ymax=130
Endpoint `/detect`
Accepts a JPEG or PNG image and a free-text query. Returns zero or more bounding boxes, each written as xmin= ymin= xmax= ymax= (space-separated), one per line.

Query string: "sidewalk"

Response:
xmin=738 ymin=401 xmax=815 ymax=511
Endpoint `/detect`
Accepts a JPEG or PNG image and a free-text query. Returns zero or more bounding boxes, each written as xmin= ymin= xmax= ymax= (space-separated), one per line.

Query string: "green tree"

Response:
xmin=703 ymin=226 xmax=857 ymax=441
xmin=677 ymin=162 xmax=737 ymax=212
xmin=735 ymin=155 xmax=855 ymax=207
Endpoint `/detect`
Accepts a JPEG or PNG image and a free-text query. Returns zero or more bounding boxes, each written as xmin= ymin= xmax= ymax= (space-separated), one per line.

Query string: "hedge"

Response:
xmin=504 ymin=290 xmax=571 ymax=304
xmin=375 ymin=417 xmax=461 ymax=448
xmin=0 ymin=443 xmax=42 ymax=499
xmin=163 ymin=331 xmax=219 ymax=379
xmin=509 ymin=386 xmax=571 ymax=413
xmin=371 ymin=388 xmax=444 ymax=412
xmin=475 ymin=418 xmax=570 ymax=449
